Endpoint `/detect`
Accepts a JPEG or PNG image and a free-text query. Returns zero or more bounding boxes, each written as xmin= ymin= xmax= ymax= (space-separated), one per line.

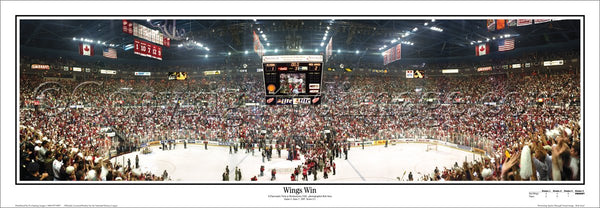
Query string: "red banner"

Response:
xmin=122 ymin=20 xmax=133 ymax=35
xmin=163 ymin=37 xmax=171 ymax=48
xmin=134 ymin=39 xmax=163 ymax=60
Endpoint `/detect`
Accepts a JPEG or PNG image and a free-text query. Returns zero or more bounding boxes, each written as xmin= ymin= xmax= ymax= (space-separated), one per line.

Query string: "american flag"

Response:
xmin=498 ymin=38 xmax=515 ymax=51
xmin=103 ymin=47 xmax=117 ymax=59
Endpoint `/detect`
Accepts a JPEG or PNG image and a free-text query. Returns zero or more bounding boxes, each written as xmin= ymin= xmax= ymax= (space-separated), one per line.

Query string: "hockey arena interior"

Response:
xmin=18 ymin=18 xmax=581 ymax=182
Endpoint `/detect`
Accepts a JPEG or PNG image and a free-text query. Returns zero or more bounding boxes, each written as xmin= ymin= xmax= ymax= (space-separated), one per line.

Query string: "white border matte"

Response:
xmin=2 ymin=1 xmax=598 ymax=207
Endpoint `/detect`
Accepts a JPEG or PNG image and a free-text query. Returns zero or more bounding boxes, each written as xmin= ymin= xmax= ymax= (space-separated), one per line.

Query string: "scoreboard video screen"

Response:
xmin=262 ymin=55 xmax=323 ymax=105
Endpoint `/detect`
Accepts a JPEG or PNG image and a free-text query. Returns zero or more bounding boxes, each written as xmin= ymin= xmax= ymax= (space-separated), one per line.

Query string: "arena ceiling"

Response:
xmin=19 ymin=18 xmax=580 ymax=63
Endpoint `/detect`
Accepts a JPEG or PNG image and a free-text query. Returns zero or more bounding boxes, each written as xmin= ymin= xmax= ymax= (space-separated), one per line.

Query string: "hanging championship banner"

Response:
xmin=383 ymin=44 xmax=401 ymax=65
xmin=123 ymin=20 xmax=169 ymax=47
xmin=487 ymin=19 xmax=496 ymax=31
xmin=325 ymin=37 xmax=333 ymax=62
xmin=517 ymin=19 xmax=533 ymax=26
xmin=253 ymin=31 xmax=265 ymax=57
xmin=122 ymin=20 xmax=133 ymax=35
xmin=134 ymin=39 xmax=163 ymax=60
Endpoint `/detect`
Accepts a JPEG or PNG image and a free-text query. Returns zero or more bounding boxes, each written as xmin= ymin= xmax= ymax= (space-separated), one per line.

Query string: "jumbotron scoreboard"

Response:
xmin=262 ymin=55 xmax=323 ymax=105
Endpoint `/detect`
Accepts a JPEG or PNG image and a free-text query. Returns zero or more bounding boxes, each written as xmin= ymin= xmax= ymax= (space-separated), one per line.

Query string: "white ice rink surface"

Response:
xmin=110 ymin=143 xmax=481 ymax=182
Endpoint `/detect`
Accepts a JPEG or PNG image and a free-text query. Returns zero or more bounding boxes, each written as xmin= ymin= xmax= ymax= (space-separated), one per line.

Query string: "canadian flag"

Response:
xmin=79 ymin=43 xmax=94 ymax=56
xmin=476 ymin=43 xmax=489 ymax=56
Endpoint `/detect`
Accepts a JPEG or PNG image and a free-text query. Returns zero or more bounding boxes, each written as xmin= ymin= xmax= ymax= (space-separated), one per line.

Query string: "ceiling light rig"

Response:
xmin=429 ymin=26 xmax=444 ymax=32
xmin=181 ymin=39 xmax=209 ymax=51
xmin=469 ymin=34 xmax=517 ymax=46
xmin=401 ymin=41 xmax=414 ymax=45
xmin=379 ymin=20 xmax=431 ymax=51
xmin=256 ymin=27 xmax=270 ymax=51
xmin=319 ymin=22 xmax=332 ymax=50
xmin=72 ymin=37 xmax=117 ymax=47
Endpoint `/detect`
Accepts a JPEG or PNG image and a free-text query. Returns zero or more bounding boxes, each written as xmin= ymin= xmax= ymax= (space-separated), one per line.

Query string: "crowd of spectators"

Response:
xmin=19 ymin=51 xmax=581 ymax=181
xmin=19 ymin=126 xmax=169 ymax=181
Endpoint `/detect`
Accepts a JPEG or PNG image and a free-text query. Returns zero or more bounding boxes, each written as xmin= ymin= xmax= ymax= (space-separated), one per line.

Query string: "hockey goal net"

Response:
xmin=426 ymin=144 xmax=438 ymax=152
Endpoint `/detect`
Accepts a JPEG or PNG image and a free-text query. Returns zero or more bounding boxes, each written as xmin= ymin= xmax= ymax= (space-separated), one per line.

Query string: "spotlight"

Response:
xmin=205 ymin=54 xmax=208 ymax=58
xmin=73 ymin=37 xmax=76 ymax=40
xmin=320 ymin=42 xmax=325 ymax=46
xmin=266 ymin=43 xmax=270 ymax=46
xmin=424 ymin=22 xmax=428 ymax=26
xmin=228 ymin=52 xmax=231 ymax=56
xmin=355 ymin=50 xmax=359 ymax=54
xmin=299 ymin=48 xmax=303 ymax=52
xmin=337 ymin=49 xmax=341 ymax=53
xmin=245 ymin=50 xmax=248 ymax=54
xmin=274 ymin=49 xmax=278 ymax=53
xmin=315 ymin=48 xmax=319 ymax=52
